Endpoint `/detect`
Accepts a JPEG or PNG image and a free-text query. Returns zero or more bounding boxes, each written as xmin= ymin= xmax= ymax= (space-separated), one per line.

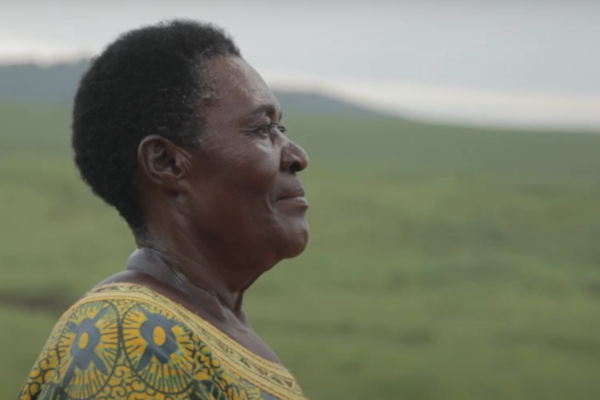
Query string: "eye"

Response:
xmin=253 ymin=123 xmax=286 ymax=138
xmin=254 ymin=124 xmax=270 ymax=137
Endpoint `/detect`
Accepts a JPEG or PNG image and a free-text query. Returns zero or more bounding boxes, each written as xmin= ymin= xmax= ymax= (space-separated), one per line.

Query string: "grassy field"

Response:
xmin=1 ymin=102 xmax=600 ymax=399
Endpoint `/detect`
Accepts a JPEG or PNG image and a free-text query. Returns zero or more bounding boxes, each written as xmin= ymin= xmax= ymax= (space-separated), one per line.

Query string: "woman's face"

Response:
xmin=184 ymin=56 xmax=309 ymax=266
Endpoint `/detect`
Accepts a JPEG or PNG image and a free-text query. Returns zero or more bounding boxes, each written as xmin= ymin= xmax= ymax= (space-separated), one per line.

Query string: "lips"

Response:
xmin=277 ymin=186 xmax=307 ymax=205
xmin=280 ymin=196 xmax=308 ymax=207
xmin=278 ymin=189 xmax=305 ymax=201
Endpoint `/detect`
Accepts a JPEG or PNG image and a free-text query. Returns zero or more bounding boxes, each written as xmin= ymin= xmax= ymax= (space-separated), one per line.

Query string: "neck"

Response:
xmin=128 ymin=228 xmax=264 ymax=313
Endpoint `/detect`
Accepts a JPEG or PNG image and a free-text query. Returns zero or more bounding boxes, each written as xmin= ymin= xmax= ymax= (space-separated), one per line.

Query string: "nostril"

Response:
xmin=289 ymin=162 xmax=302 ymax=174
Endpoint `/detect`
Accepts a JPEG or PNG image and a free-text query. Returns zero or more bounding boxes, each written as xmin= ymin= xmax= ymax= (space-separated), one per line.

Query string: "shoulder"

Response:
xmin=19 ymin=284 xmax=244 ymax=400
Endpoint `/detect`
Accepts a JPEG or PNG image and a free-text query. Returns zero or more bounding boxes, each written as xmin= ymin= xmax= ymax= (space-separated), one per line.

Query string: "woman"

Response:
xmin=19 ymin=20 xmax=310 ymax=400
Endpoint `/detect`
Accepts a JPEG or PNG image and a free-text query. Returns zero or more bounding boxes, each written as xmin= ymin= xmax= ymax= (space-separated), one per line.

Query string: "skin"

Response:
xmin=97 ymin=56 xmax=309 ymax=363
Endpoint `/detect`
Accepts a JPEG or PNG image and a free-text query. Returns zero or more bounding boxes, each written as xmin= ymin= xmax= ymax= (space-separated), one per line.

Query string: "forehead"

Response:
xmin=206 ymin=56 xmax=280 ymax=121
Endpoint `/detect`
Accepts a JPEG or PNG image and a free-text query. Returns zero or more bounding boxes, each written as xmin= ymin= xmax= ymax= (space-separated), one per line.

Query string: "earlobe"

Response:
xmin=138 ymin=135 xmax=192 ymax=192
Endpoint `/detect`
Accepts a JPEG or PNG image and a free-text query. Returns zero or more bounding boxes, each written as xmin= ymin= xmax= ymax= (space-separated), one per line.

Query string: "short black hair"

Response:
xmin=72 ymin=19 xmax=240 ymax=234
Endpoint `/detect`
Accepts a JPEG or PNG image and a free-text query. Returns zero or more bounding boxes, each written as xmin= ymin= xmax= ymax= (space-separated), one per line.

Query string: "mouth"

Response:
xmin=279 ymin=196 xmax=308 ymax=205
xmin=277 ymin=189 xmax=308 ymax=206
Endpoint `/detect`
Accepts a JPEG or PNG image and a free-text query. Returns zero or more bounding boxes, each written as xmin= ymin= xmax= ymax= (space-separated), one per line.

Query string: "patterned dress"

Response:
xmin=18 ymin=283 xmax=308 ymax=400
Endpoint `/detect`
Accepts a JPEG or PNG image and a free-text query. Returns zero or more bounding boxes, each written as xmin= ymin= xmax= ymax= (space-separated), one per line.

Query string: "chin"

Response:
xmin=278 ymin=223 xmax=309 ymax=260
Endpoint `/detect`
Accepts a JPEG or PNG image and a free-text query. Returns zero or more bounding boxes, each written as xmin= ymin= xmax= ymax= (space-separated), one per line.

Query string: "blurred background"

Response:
xmin=1 ymin=1 xmax=600 ymax=399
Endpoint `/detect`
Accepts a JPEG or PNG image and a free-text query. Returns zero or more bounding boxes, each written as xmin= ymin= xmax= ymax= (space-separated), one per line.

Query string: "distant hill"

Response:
xmin=0 ymin=61 xmax=88 ymax=104
xmin=272 ymin=91 xmax=379 ymax=116
xmin=0 ymin=61 xmax=380 ymax=116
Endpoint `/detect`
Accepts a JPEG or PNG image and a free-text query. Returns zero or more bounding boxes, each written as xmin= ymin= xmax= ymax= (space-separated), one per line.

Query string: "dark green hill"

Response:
xmin=0 ymin=61 xmax=88 ymax=104
xmin=0 ymin=61 xmax=381 ymax=116
xmin=273 ymin=91 xmax=379 ymax=116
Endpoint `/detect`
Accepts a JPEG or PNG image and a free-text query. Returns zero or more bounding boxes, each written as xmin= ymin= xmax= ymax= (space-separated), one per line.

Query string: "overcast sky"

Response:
xmin=1 ymin=1 xmax=599 ymax=129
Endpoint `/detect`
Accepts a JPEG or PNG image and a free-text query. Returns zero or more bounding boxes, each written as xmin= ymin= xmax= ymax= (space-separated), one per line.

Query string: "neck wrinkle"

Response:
xmin=128 ymin=238 xmax=244 ymax=313
xmin=131 ymin=199 xmax=273 ymax=314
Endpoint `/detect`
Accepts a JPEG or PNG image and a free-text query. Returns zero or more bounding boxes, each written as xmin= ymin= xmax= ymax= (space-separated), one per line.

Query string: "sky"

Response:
xmin=1 ymin=0 xmax=599 ymax=129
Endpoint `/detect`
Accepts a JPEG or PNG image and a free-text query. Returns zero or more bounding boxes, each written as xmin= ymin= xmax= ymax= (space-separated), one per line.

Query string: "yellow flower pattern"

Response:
xmin=18 ymin=283 xmax=308 ymax=400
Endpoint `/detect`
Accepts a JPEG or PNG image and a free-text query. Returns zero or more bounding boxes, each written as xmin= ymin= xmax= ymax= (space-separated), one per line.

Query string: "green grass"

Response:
xmin=1 ymin=102 xmax=600 ymax=399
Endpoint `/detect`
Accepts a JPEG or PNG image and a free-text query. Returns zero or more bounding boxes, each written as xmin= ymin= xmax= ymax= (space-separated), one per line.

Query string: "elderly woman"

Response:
xmin=19 ymin=20 xmax=310 ymax=400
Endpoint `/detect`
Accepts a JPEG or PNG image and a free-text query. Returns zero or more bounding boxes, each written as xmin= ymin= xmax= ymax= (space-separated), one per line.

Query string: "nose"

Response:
xmin=280 ymin=139 xmax=309 ymax=174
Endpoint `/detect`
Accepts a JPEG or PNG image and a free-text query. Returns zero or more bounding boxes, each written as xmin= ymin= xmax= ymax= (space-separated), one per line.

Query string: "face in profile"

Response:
xmin=180 ymin=56 xmax=310 ymax=266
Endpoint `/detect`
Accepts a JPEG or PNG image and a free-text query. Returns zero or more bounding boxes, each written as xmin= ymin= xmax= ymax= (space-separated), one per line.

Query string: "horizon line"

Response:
xmin=1 ymin=56 xmax=599 ymax=132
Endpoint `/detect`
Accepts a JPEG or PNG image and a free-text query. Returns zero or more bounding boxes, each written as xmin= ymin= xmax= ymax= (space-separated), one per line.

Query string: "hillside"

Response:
xmin=0 ymin=61 xmax=380 ymax=116
xmin=0 ymin=61 xmax=88 ymax=104
xmin=1 ymin=102 xmax=600 ymax=399
xmin=2 ymin=61 xmax=600 ymax=400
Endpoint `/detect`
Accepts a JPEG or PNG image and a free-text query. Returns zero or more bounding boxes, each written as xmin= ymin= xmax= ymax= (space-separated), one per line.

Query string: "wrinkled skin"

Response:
xmin=98 ymin=56 xmax=309 ymax=362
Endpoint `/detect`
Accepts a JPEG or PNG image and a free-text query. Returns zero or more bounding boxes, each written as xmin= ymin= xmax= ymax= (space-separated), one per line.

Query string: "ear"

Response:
xmin=137 ymin=135 xmax=193 ymax=192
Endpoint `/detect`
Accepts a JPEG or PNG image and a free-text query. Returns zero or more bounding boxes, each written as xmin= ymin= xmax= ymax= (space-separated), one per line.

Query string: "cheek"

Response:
xmin=196 ymin=144 xmax=280 ymax=214
xmin=226 ymin=143 xmax=280 ymax=197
